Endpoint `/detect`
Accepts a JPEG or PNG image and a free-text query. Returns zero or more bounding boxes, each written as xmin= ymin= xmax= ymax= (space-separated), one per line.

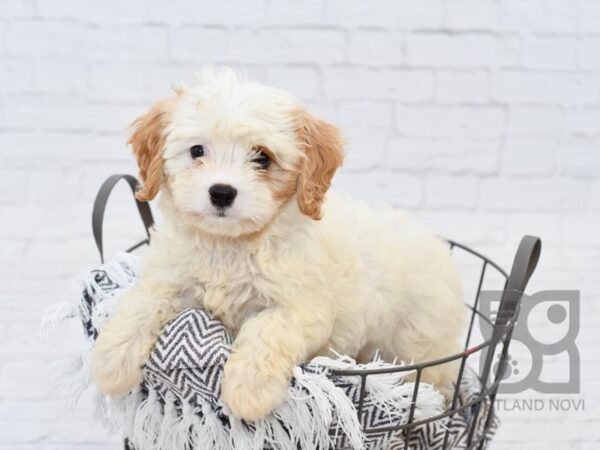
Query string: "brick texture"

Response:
xmin=0 ymin=1 xmax=598 ymax=448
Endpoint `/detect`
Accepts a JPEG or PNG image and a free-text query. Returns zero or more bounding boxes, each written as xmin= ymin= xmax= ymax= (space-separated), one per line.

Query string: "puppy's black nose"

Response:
xmin=209 ymin=183 xmax=237 ymax=208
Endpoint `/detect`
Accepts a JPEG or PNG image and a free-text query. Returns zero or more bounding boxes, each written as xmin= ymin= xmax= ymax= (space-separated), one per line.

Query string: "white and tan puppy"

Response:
xmin=93 ymin=68 xmax=465 ymax=421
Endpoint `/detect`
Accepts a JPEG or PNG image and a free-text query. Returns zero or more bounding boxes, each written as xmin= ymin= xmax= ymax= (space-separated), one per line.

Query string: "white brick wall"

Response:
xmin=1 ymin=0 xmax=598 ymax=448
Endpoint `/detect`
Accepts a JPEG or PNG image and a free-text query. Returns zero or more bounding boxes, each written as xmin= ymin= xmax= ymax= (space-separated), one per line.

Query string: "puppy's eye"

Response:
xmin=190 ymin=145 xmax=205 ymax=159
xmin=252 ymin=149 xmax=271 ymax=170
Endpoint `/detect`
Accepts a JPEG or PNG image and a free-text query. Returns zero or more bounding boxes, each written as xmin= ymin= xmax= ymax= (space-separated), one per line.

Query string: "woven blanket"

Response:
xmin=42 ymin=253 xmax=498 ymax=450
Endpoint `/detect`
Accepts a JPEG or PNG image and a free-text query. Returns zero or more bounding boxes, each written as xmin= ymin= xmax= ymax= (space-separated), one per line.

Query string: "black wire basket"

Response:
xmin=326 ymin=237 xmax=541 ymax=450
xmin=94 ymin=175 xmax=541 ymax=450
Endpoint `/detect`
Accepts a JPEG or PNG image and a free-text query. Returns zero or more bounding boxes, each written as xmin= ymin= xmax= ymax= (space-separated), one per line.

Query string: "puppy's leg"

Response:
xmin=222 ymin=306 xmax=332 ymax=421
xmin=93 ymin=282 xmax=180 ymax=397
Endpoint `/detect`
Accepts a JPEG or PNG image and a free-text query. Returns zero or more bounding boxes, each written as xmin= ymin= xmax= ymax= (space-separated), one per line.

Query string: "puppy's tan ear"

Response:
xmin=128 ymin=96 xmax=177 ymax=201
xmin=294 ymin=110 xmax=344 ymax=220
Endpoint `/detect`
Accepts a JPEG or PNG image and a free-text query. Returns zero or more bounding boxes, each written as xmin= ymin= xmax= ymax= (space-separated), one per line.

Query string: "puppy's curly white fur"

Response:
xmin=93 ymin=67 xmax=465 ymax=421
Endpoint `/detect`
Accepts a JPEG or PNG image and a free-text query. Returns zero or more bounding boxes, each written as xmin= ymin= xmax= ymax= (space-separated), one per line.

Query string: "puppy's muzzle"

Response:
xmin=209 ymin=183 xmax=237 ymax=208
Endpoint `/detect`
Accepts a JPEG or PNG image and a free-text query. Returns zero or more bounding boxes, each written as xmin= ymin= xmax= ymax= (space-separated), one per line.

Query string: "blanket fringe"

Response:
xmin=40 ymin=301 xmax=79 ymax=342
xmin=311 ymin=352 xmax=445 ymax=423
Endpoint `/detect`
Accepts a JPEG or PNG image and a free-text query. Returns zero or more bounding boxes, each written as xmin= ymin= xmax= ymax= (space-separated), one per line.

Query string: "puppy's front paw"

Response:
xmin=93 ymin=329 xmax=150 ymax=398
xmin=221 ymin=351 xmax=290 ymax=421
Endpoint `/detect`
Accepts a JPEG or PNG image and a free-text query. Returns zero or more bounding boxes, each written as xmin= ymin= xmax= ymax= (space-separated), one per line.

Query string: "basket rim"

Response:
xmin=325 ymin=315 xmax=515 ymax=377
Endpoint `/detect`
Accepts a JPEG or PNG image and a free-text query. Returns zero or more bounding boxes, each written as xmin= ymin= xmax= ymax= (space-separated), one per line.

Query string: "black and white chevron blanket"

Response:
xmin=42 ymin=253 xmax=498 ymax=450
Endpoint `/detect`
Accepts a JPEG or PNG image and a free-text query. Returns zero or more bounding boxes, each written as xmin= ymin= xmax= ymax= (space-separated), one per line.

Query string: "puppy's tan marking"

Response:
xmin=293 ymin=109 xmax=345 ymax=220
xmin=128 ymin=95 xmax=179 ymax=201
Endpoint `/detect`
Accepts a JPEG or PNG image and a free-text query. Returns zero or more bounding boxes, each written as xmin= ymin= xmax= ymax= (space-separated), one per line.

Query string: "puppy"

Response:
xmin=93 ymin=68 xmax=465 ymax=421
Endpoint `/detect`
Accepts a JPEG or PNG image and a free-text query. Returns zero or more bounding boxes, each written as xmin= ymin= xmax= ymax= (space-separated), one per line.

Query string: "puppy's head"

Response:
xmin=129 ymin=68 xmax=344 ymax=237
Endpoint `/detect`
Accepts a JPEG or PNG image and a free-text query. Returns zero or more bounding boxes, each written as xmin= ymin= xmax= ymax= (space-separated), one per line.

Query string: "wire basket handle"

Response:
xmin=494 ymin=235 xmax=542 ymax=328
xmin=479 ymin=235 xmax=541 ymax=391
xmin=92 ymin=174 xmax=155 ymax=263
